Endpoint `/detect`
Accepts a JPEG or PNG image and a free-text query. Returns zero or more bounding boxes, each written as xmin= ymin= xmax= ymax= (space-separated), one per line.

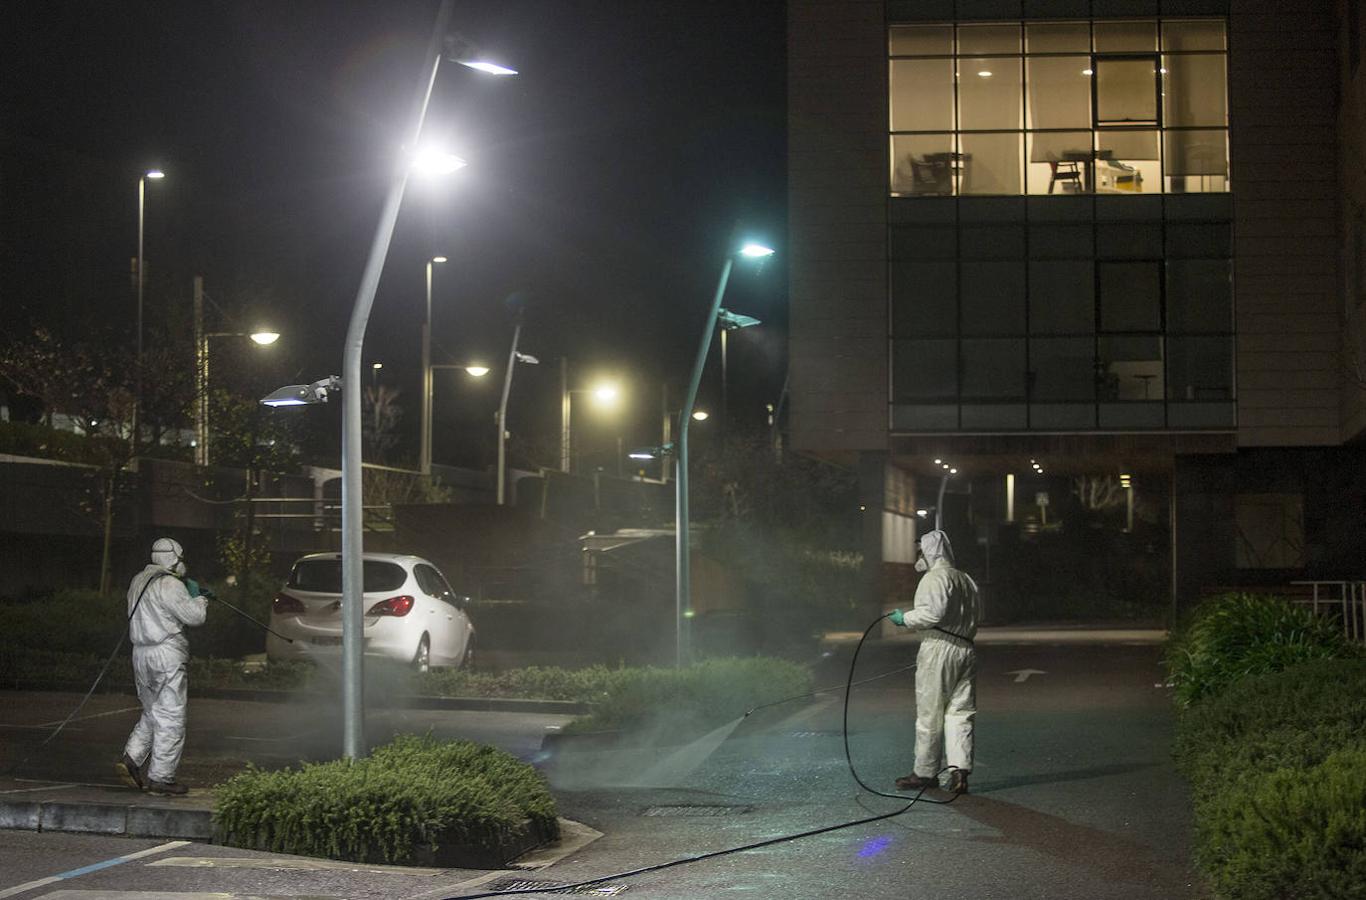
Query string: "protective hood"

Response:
xmin=919 ymin=529 xmax=955 ymax=569
xmin=151 ymin=537 xmax=186 ymax=576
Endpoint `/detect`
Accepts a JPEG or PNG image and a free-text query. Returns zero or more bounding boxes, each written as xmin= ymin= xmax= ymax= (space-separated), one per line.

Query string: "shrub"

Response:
xmin=1164 ymin=593 xmax=1356 ymax=706
xmin=567 ymin=656 xmax=813 ymax=739
xmin=1174 ymin=660 xmax=1366 ymax=800
xmin=4 ymin=589 xmax=126 ymax=656
xmin=213 ymin=734 xmax=557 ymax=864
xmin=1174 ymin=661 xmax=1366 ymax=899
xmin=1194 ymin=749 xmax=1366 ymax=900
xmin=416 ymin=665 xmax=629 ymax=702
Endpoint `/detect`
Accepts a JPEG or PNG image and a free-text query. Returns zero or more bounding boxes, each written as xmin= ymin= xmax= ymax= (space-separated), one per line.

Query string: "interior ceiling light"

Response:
xmin=1082 ymin=68 xmax=1094 ymax=75
xmin=977 ymin=70 xmax=993 ymax=77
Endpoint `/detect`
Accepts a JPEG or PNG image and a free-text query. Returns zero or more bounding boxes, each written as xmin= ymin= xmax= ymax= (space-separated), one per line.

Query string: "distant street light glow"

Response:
xmin=465 ymin=365 xmax=490 ymax=377
xmin=593 ymin=383 xmax=620 ymax=405
xmin=739 ymin=242 xmax=775 ymax=258
xmin=145 ymin=169 xmax=165 ymax=179
xmin=457 ymin=60 xmax=518 ymax=76
xmin=412 ymin=149 xmax=467 ymax=175
xmin=249 ymin=331 xmax=280 ymax=345
xmin=431 ymin=255 xmax=448 ymax=263
xmin=691 ymin=410 xmax=709 ymax=421
xmin=372 ymin=362 xmax=383 ymax=370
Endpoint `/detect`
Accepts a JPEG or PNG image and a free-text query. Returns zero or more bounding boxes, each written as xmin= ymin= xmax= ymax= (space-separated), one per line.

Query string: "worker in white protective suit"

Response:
xmin=115 ymin=538 xmax=207 ymax=796
xmin=888 ymin=529 xmax=981 ymax=794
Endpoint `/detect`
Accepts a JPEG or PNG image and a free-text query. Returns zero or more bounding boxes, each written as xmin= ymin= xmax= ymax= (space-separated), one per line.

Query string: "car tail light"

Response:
xmin=367 ymin=595 xmax=415 ymax=617
xmin=273 ymin=594 xmax=306 ymax=615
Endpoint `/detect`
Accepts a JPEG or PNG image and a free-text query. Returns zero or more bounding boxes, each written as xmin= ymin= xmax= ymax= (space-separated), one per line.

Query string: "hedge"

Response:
xmin=213 ymin=734 xmax=558 ymax=864
xmin=565 ymin=656 xmax=813 ymax=739
xmin=1174 ymin=660 xmax=1366 ymax=899
xmin=1164 ymin=592 xmax=1357 ymax=706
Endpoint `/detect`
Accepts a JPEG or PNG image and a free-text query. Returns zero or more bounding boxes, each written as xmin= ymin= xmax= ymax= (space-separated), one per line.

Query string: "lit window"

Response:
xmin=888 ymin=19 xmax=1229 ymax=196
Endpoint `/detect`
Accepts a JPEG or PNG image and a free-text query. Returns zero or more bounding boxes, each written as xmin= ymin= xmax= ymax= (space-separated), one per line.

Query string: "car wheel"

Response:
xmin=460 ymin=632 xmax=476 ymax=670
xmin=412 ymin=634 xmax=431 ymax=674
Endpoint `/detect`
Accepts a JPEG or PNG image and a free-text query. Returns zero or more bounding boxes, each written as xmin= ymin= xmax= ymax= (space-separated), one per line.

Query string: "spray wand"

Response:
xmin=201 ymin=589 xmax=295 ymax=644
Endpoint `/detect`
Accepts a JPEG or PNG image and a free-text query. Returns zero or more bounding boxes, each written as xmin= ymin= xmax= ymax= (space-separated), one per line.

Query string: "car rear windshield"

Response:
xmin=288 ymin=560 xmax=406 ymax=593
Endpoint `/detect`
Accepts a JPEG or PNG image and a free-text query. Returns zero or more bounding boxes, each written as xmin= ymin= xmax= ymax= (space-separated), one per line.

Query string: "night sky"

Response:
xmin=1 ymin=0 xmax=787 ymax=470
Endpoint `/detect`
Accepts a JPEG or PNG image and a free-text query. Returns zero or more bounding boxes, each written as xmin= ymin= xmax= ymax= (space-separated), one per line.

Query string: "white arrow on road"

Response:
xmin=1006 ymin=669 xmax=1047 ymax=683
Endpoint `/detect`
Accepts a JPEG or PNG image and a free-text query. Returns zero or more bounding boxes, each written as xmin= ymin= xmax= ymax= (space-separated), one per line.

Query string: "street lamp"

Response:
xmin=717 ymin=308 xmax=761 ymax=434
xmin=674 ymin=239 xmax=772 ymax=666
xmin=560 ymin=371 xmax=621 ymax=474
xmin=336 ymin=0 xmax=516 ymax=759
xmin=133 ymin=168 xmax=165 ymax=451
xmin=495 ymin=311 xmax=538 ymax=505
xmin=191 ymin=275 xmax=279 ymax=466
xmin=420 ymin=255 xmax=447 ymax=475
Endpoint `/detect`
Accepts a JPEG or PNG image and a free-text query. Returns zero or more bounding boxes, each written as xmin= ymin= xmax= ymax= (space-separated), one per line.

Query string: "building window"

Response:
xmin=889 ymin=18 xmax=1229 ymax=196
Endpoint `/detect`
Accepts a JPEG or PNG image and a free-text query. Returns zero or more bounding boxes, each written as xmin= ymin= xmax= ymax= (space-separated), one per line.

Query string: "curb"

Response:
xmin=3 ymin=683 xmax=592 ymax=716
xmin=0 ymin=797 xmax=213 ymax=841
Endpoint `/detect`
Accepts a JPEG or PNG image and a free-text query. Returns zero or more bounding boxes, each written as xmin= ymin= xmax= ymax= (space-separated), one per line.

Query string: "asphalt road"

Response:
xmin=0 ymin=635 xmax=1202 ymax=899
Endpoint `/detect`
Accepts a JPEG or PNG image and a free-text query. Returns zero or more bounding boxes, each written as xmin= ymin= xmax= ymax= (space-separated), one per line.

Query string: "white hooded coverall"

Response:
xmin=901 ymin=530 xmax=981 ymax=779
xmin=122 ymin=538 xmax=207 ymax=784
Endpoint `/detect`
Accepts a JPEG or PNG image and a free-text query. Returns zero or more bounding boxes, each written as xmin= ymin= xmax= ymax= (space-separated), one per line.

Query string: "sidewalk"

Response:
xmin=0 ymin=688 xmax=578 ymax=845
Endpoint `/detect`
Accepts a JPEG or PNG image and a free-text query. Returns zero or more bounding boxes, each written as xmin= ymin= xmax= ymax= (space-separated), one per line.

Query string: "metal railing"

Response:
xmin=1290 ymin=580 xmax=1366 ymax=644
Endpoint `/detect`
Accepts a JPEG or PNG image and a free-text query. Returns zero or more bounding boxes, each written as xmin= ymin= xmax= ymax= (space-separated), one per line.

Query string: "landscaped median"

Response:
xmin=213 ymin=734 xmax=559 ymax=867
xmin=1165 ymin=593 xmax=1366 ymax=900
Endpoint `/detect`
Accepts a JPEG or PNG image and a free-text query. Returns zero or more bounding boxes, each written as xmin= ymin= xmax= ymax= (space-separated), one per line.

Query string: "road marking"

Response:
xmin=0 ymin=783 xmax=78 ymax=795
xmin=148 ymin=857 xmax=446 ymax=875
xmin=0 ymin=840 xmax=189 ymax=898
xmin=37 ymin=706 xmax=142 ymax=728
xmin=1005 ymin=668 xmax=1047 ymax=683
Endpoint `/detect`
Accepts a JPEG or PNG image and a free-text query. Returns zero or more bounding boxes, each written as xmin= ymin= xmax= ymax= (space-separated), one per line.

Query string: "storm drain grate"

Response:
xmin=481 ymin=877 xmax=627 ymax=895
xmin=641 ymin=804 xmax=752 ymax=817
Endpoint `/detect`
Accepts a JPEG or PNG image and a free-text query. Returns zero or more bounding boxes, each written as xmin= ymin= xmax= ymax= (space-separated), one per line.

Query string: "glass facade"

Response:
xmin=890 ymin=194 xmax=1235 ymax=433
xmin=889 ymin=19 xmax=1229 ymax=197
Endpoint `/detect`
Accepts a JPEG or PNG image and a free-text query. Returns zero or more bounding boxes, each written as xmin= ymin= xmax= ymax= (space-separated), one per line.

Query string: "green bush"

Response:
xmin=1174 ymin=661 xmax=1366 ymax=899
xmin=1164 ymin=593 xmax=1357 ymax=706
xmin=415 ymin=665 xmax=630 ymax=702
xmin=1194 ymin=749 xmax=1366 ymax=900
xmin=213 ymin=734 xmax=557 ymax=864
xmin=566 ymin=656 xmax=813 ymax=739
xmin=4 ymin=589 xmax=126 ymax=656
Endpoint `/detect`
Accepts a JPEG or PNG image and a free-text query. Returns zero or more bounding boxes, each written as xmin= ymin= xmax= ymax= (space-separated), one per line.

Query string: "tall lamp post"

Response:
xmin=192 ymin=275 xmax=279 ymax=466
xmin=420 ymin=255 xmax=447 ymax=475
xmin=718 ymin=309 xmax=761 ymax=436
xmin=263 ymin=6 xmax=512 ymax=758
xmin=496 ymin=314 xmax=538 ymax=504
xmin=560 ymin=377 xmax=621 ymax=475
xmin=134 ymin=168 xmax=165 ymax=449
xmin=675 ymin=241 xmax=773 ymax=666
xmin=336 ymin=2 xmax=513 ymax=759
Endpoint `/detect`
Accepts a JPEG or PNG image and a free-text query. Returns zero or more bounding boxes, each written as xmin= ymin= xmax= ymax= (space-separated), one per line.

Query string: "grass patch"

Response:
xmin=213 ymin=734 xmax=557 ymax=865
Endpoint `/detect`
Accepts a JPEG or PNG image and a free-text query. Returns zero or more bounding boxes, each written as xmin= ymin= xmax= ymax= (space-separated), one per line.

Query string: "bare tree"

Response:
xmin=1072 ymin=474 xmax=1127 ymax=513
xmin=362 ymin=384 xmax=404 ymax=465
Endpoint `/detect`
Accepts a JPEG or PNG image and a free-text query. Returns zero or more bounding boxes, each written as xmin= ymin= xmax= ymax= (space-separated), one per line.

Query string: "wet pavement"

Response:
xmin=0 ymin=629 xmax=1201 ymax=898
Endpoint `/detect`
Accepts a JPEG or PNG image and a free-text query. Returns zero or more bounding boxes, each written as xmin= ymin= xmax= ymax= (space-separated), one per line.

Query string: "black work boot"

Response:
xmin=115 ymin=754 xmax=145 ymax=791
xmin=895 ymin=773 xmax=936 ymax=791
xmin=145 ymin=779 xmax=189 ymax=796
xmin=947 ymin=769 xmax=970 ymax=795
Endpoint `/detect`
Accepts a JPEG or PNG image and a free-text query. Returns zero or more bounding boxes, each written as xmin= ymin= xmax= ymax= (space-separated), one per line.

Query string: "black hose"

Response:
xmin=445 ymin=612 xmax=959 ymax=899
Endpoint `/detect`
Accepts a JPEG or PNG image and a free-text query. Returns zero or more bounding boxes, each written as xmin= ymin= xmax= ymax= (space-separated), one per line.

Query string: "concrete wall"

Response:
xmin=1340 ymin=0 xmax=1366 ymax=443
xmin=1230 ymin=1 xmax=1343 ymax=446
xmin=788 ymin=0 xmax=889 ymax=453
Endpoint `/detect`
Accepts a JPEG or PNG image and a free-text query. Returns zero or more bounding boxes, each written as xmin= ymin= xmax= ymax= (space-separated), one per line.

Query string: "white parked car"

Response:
xmin=266 ymin=552 xmax=474 ymax=673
